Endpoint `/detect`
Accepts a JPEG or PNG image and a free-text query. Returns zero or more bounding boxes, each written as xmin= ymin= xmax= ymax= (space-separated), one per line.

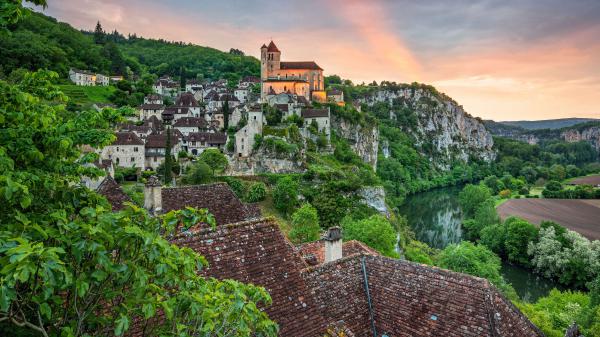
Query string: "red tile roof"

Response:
xmin=144 ymin=132 xmax=180 ymax=149
xmin=280 ymin=61 xmax=323 ymax=71
xmin=96 ymin=176 xmax=132 ymax=211
xmin=175 ymin=92 xmax=199 ymax=107
xmin=185 ymin=132 xmax=227 ymax=144
xmin=301 ymin=108 xmax=329 ymax=118
xmin=267 ymin=40 xmax=280 ymax=53
xmin=173 ymin=117 xmax=208 ymax=128
xmin=112 ymin=132 xmax=144 ymax=146
xmin=161 ymin=183 xmax=252 ymax=225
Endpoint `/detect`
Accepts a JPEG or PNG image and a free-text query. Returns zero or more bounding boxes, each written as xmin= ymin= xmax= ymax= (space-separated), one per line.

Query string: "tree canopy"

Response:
xmin=0 ymin=70 xmax=277 ymax=337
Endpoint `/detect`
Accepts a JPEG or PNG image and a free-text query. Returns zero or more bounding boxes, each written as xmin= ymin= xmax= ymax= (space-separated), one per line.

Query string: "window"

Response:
xmin=134 ymin=147 xmax=138 ymax=152
xmin=130 ymin=157 xmax=135 ymax=162
xmin=253 ymin=116 xmax=257 ymax=120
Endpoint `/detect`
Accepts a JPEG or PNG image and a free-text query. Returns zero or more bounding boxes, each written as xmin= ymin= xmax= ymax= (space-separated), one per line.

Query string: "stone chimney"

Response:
xmin=324 ymin=226 xmax=343 ymax=263
xmin=144 ymin=175 xmax=162 ymax=213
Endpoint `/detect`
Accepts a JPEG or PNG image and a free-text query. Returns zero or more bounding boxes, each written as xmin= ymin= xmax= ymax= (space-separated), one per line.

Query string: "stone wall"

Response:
xmin=562 ymin=126 xmax=600 ymax=150
xmin=358 ymin=186 xmax=389 ymax=216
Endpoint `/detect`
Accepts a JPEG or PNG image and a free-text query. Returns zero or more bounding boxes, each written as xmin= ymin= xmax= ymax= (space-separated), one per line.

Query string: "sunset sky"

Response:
xmin=37 ymin=0 xmax=600 ymax=121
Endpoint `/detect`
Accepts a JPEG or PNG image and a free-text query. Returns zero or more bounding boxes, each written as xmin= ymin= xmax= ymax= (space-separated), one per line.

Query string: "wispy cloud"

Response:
xmin=37 ymin=0 xmax=600 ymax=120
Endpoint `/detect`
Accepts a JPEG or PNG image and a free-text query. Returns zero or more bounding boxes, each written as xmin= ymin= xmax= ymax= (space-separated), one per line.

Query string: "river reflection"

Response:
xmin=399 ymin=186 xmax=564 ymax=302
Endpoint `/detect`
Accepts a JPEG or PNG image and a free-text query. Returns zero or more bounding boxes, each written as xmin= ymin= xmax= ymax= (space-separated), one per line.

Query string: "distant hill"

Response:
xmin=500 ymin=118 xmax=600 ymax=130
xmin=0 ymin=10 xmax=259 ymax=81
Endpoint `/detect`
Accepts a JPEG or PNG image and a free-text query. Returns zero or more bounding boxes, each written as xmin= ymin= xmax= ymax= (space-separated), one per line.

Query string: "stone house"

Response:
xmin=327 ymin=88 xmax=344 ymax=105
xmin=139 ymin=103 xmax=165 ymax=120
xmin=100 ymin=131 xmax=145 ymax=168
xmin=235 ymin=107 xmax=263 ymax=157
xmin=182 ymin=132 xmax=227 ymax=156
xmin=302 ymin=108 xmax=331 ymax=140
xmin=173 ymin=117 xmax=210 ymax=136
xmin=96 ymin=73 xmax=110 ymax=86
xmin=153 ymin=77 xmax=179 ymax=97
xmin=69 ymin=69 xmax=96 ymax=86
xmin=173 ymin=92 xmax=202 ymax=117
xmin=144 ymin=94 xmax=163 ymax=105
xmin=234 ymin=87 xmax=250 ymax=103
xmin=144 ymin=131 xmax=181 ymax=170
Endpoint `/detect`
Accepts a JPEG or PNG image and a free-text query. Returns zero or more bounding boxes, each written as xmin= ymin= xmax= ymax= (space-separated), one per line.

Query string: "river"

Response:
xmin=398 ymin=186 xmax=564 ymax=302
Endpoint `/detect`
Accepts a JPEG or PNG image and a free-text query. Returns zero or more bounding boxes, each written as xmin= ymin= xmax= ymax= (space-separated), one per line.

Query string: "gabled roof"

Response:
xmin=173 ymin=117 xmax=208 ymax=128
xmin=280 ymin=61 xmax=323 ymax=71
xmin=185 ymin=132 xmax=227 ymax=144
xmin=267 ymin=40 xmax=280 ymax=53
xmin=162 ymin=183 xmax=252 ymax=226
xmin=112 ymin=132 xmax=144 ymax=146
xmin=144 ymin=132 xmax=180 ymax=149
xmin=96 ymin=176 xmax=132 ymax=211
xmin=169 ymin=219 xmax=327 ymax=336
xmin=175 ymin=92 xmax=199 ymax=107
xmin=275 ymin=104 xmax=289 ymax=112
xmin=301 ymin=108 xmax=329 ymax=118
xmin=139 ymin=103 xmax=165 ymax=110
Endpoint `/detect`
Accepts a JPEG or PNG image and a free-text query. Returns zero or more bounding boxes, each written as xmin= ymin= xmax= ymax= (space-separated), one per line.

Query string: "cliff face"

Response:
xmin=561 ymin=127 xmax=600 ymax=150
xmin=359 ymin=87 xmax=495 ymax=169
xmin=331 ymin=116 xmax=379 ymax=169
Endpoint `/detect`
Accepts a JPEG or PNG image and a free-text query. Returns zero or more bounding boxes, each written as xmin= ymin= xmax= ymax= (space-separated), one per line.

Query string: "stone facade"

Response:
xmin=100 ymin=132 xmax=145 ymax=168
xmin=235 ymin=108 xmax=263 ymax=157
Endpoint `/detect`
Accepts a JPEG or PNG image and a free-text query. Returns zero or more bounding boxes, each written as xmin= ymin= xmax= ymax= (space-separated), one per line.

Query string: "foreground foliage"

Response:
xmin=0 ymin=71 xmax=277 ymax=336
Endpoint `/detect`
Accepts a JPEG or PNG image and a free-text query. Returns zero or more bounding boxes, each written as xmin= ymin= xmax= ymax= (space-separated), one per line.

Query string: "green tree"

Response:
xmin=163 ymin=126 xmax=173 ymax=184
xmin=272 ymin=176 xmax=299 ymax=214
xmin=198 ymin=148 xmax=228 ymax=175
xmin=458 ymin=184 xmax=492 ymax=218
xmin=181 ymin=160 xmax=212 ymax=185
xmin=341 ymin=215 xmax=398 ymax=257
xmin=504 ymin=217 xmax=538 ymax=266
xmin=93 ymin=21 xmax=105 ymax=44
xmin=222 ymin=97 xmax=230 ymax=130
xmin=0 ymin=71 xmax=278 ymax=337
xmin=436 ymin=242 xmax=505 ymax=287
xmin=289 ymin=204 xmax=321 ymax=243
xmin=479 ymin=224 xmax=507 ymax=257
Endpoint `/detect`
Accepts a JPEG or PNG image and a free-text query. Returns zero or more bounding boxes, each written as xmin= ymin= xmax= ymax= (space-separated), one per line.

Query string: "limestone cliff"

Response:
xmin=561 ymin=126 xmax=600 ymax=150
xmin=331 ymin=116 xmax=379 ymax=169
xmin=359 ymin=86 xmax=495 ymax=169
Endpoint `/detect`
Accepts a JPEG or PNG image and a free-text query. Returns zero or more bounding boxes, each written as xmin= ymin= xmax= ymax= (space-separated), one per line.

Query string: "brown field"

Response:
xmin=567 ymin=175 xmax=600 ymax=186
xmin=497 ymin=199 xmax=600 ymax=240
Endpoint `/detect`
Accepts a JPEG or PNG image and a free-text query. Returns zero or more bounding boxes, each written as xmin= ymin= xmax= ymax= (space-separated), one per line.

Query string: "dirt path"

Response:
xmin=497 ymin=199 xmax=600 ymax=240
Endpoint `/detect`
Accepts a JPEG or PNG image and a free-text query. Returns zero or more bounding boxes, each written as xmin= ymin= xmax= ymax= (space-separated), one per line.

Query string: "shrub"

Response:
xmin=246 ymin=182 xmax=267 ymax=202
xmin=289 ymin=204 xmax=321 ymax=243
xmin=223 ymin=177 xmax=247 ymax=200
xmin=141 ymin=170 xmax=156 ymax=179
xmin=404 ymin=240 xmax=435 ymax=265
xmin=479 ymin=224 xmax=507 ymax=257
xmin=519 ymin=186 xmax=530 ymax=195
xmin=499 ymin=189 xmax=512 ymax=198
xmin=181 ymin=160 xmax=212 ymax=185
xmin=342 ymin=215 xmax=399 ymax=258
xmin=253 ymin=134 xmax=263 ymax=150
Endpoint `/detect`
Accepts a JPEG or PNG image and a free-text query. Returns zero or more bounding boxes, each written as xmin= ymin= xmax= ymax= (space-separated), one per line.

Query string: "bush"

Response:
xmin=341 ymin=215 xmax=399 ymax=258
xmin=436 ymin=242 xmax=505 ymax=287
xmin=222 ymin=177 xmax=247 ymax=200
xmin=479 ymin=224 xmax=507 ymax=257
xmin=499 ymin=189 xmax=512 ymax=198
xmin=404 ymin=240 xmax=435 ymax=265
xmin=141 ymin=170 xmax=156 ymax=179
xmin=504 ymin=217 xmax=538 ymax=266
xmin=289 ymin=204 xmax=321 ymax=243
xmin=246 ymin=182 xmax=267 ymax=202
xmin=253 ymin=134 xmax=263 ymax=150
xmin=273 ymin=176 xmax=299 ymax=214
xmin=181 ymin=160 xmax=212 ymax=185
xmin=519 ymin=186 xmax=529 ymax=195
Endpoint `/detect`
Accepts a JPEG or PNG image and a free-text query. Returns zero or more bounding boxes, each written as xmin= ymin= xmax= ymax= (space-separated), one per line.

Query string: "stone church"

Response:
xmin=260 ymin=41 xmax=326 ymax=102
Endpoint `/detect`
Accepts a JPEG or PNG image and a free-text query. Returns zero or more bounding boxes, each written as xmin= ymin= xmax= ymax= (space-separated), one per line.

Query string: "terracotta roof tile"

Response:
xmin=96 ymin=176 xmax=132 ymax=211
xmin=267 ymin=40 xmax=280 ymax=53
xmin=301 ymin=108 xmax=329 ymax=118
xmin=280 ymin=61 xmax=323 ymax=71
xmin=112 ymin=132 xmax=144 ymax=146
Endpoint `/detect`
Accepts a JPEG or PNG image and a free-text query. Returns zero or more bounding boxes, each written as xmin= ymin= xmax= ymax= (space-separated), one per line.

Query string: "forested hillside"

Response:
xmin=0 ymin=10 xmax=259 ymax=82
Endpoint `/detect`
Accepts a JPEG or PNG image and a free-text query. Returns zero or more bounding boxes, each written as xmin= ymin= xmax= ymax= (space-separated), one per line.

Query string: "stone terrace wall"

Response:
xmin=364 ymin=256 xmax=543 ymax=337
xmin=302 ymin=255 xmax=373 ymax=336
xmin=171 ymin=219 xmax=325 ymax=336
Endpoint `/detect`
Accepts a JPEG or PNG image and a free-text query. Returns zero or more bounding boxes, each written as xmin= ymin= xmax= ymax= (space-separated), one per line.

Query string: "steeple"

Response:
xmin=267 ymin=40 xmax=280 ymax=53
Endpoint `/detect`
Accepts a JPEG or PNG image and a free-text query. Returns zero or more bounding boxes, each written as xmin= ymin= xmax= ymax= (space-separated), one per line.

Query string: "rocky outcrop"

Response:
xmin=358 ymin=186 xmax=389 ymax=216
xmin=331 ymin=116 xmax=379 ymax=169
xmin=561 ymin=127 xmax=600 ymax=150
xmin=359 ymin=87 xmax=495 ymax=169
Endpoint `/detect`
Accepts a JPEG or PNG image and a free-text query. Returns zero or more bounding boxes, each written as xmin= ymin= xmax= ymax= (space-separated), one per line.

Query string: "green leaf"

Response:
xmin=114 ymin=314 xmax=129 ymax=336
xmin=39 ymin=302 xmax=51 ymax=319
xmin=76 ymin=279 xmax=89 ymax=297
xmin=91 ymin=269 xmax=107 ymax=282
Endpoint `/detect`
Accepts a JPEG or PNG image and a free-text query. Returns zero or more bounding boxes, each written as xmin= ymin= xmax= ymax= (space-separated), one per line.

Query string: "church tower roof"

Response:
xmin=261 ymin=43 xmax=267 ymax=49
xmin=267 ymin=40 xmax=280 ymax=53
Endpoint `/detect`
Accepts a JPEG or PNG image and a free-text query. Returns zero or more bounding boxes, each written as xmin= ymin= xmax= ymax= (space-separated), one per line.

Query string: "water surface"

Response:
xmin=399 ymin=186 xmax=564 ymax=302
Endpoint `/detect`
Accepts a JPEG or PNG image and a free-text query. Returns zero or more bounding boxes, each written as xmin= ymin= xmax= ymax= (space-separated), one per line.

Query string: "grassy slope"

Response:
xmin=59 ymin=85 xmax=115 ymax=105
